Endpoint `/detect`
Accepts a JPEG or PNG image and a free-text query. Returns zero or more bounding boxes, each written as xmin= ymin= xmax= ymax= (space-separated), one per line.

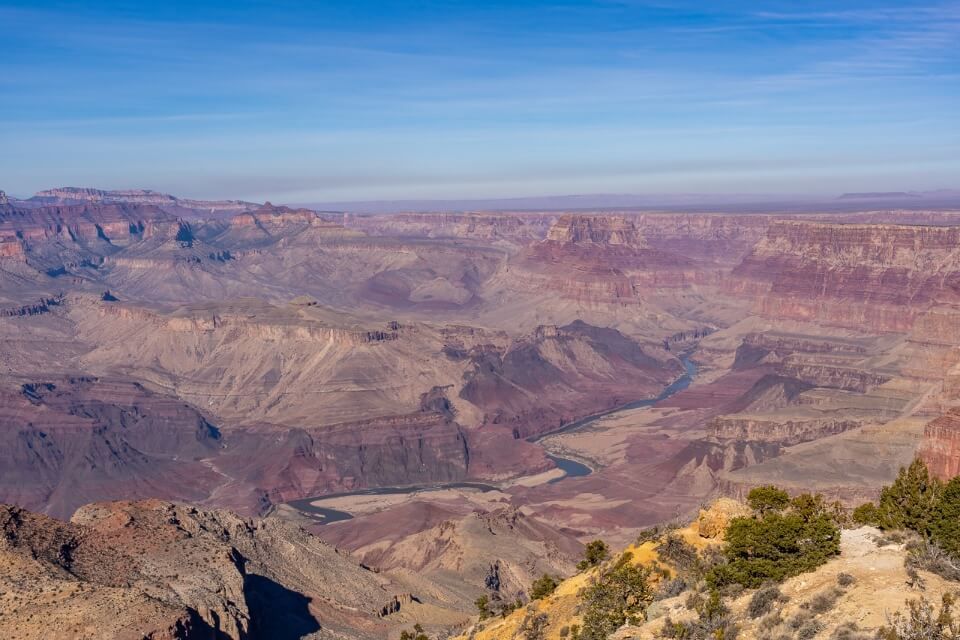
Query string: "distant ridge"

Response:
xmin=299 ymin=189 xmax=960 ymax=214
xmin=838 ymin=191 xmax=921 ymax=200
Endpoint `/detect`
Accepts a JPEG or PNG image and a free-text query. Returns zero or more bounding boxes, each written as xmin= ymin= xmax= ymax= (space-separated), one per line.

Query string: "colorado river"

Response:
xmin=286 ymin=355 xmax=697 ymax=525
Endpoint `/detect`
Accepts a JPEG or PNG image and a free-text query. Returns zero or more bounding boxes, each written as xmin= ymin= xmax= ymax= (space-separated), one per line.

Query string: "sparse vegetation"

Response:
xmin=485 ymin=472 xmax=960 ymax=640
xmin=878 ymin=593 xmax=960 ymax=640
xmin=932 ymin=477 xmax=960 ymax=560
xmin=877 ymin=459 xmax=944 ymax=536
xmin=660 ymin=588 xmax=738 ymax=640
xmin=748 ymin=583 xmax=786 ymax=619
xmin=530 ymin=574 xmax=559 ymax=600
xmin=758 ymin=611 xmax=782 ymax=633
xmin=708 ymin=490 xmax=841 ymax=588
xmin=576 ymin=552 xmax=653 ymax=640
xmin=878 ymin=531 xmax=909 ymax=547
xmin=865 ymin=460 xmax=960 ymax=574
xmin=657 ymin=533 xmax=699 ymax=574
xmin=637 ymin=525 xmax=666 ymax=545
xmin=796 ymin=619 xmax=824 ymax=640
xmin=748 ymin=486 xmax=791 ymax=515
xmin=519 ymin=611 xmax=549 ymax=640
xmin=905 ymin=539 xmax=960 ymax=582
xmin=836 ymin=572 xmax=856 ymax=587
xmin=399 ymin=623 xmax=430 ymax=640
xmin=852 ymin=502 xmax=881 ymax=527
xmin=654 ymin=577 xmax=688 ymax=601
xmin=831 ymin=621 xmax=873 ymax=640
xmin=801 ymin=587 xmax=842 ymax=615
xmin=475 ymin=594 xmax=491 ymax=619
xmin=578 ymin=540 xmax=611 ymax=571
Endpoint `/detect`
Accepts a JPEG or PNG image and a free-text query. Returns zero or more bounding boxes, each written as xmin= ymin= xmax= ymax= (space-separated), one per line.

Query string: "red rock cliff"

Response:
xmin=920 ymin=409 xmax=960 ymax=480
xmin=730 ymin=221 xmax=960 ymax=332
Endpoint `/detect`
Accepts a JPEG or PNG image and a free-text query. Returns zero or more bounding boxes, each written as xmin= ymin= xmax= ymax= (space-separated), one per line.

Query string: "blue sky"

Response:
xmin=1 ymin=0 xmax=958 ymax=202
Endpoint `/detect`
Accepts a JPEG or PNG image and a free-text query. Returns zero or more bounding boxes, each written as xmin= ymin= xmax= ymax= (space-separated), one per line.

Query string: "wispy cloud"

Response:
xmin=0 ymin=0 xmax=957 ymax=199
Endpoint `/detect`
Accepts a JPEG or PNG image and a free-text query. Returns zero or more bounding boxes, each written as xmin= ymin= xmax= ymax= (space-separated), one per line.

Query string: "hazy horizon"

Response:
xmin=2 ymin=0 xmax=958 ymax=201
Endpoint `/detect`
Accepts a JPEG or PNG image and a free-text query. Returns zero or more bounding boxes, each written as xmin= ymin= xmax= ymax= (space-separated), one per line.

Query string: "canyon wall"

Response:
xmin=730 ymin=221 xmax=960 ymax=333
xmin=920 ymin=410 xmax=960 ymax=480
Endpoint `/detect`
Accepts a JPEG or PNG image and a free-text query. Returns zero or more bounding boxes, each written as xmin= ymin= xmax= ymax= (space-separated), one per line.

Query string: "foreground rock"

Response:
xmin=0 ymin=500 xmax=465 ymax=639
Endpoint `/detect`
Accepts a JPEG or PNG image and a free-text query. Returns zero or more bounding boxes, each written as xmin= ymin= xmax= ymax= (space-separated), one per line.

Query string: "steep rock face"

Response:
xmin=0 ymin=500 xmax=425 ymax=640
xmin=920 ymin=409 xmax=960 ymax=480
xmin=513 ymin=215 xmax=711 ymax=305
xmin=633 ymin=213 xmax=771 ymax=264
xmin=0 ymin=378 xmax=223 ymax=519
xmin=219 ymin=413 xmax=472 ymax=507
xmin=0 ymin=202 xmax=181 ymax=282
xmin=1 ymin=202 xmax=177 ymax=243
xmin=730 ymin=221 xmax=960 ymax=332
xmin=459 ymin=320 xmax=681 ymax=438
xmin=720 ymin=374 xmax=813 ymax=413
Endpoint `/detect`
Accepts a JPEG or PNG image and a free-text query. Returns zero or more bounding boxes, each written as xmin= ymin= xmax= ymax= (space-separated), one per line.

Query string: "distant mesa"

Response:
xmin=31 ymin=186 xmax=260 ymax=214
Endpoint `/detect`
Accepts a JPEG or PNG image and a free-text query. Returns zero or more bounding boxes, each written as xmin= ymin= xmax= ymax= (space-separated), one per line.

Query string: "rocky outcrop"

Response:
xmin=322 ymin=506 xmax=581 ymax=605
xmin=545 ymin=214 xmax=645 ymax=245
xmin=0 ymin=378 xmax=223 ymax=519
xmin=733 ymin=332 xmax=869 ymax=369
xmin=0 ymin=499 xmax=427 ymax=639
xmin=777 ymin=358 xmax=890 ymax=393
xmin=0 ymin=294 xmax=64 ymax=317
xmin=229 ymin=202 xmax=324 ymax=228
xmin=920 ymin=409 xmax=960 ymax=480
xmin=711 ymin=415 xmax=864 ymax=446
xmin=0 ymin=231 xmax=25 ymax=259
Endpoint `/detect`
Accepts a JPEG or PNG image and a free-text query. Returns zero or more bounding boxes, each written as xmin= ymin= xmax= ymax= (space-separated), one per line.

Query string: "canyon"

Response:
xmin=3 ymin=186 xmax=960 ymax=637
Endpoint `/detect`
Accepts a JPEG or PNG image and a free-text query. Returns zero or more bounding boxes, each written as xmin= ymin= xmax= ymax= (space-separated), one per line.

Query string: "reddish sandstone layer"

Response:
xmin=516 ymin=214 xmax=713 ymax=303
xmin=920 ymin=409 xmax=960 ymax=480
xmin=730 ymin=221 xmax=960 ymax=332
